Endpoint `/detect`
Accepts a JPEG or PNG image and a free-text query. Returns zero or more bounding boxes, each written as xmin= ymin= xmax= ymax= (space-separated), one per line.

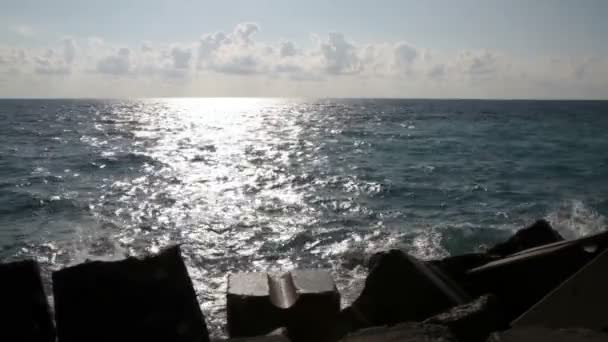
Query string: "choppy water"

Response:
xmin=1 ymin=98 xmax=607 ymax=335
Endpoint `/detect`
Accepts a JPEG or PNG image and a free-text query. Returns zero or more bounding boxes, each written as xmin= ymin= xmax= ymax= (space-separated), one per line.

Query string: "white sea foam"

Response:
xmin=546 ymin=199 xmax=607 ymax=239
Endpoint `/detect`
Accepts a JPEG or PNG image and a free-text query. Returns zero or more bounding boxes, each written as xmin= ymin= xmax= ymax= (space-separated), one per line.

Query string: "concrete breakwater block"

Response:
xmin=0 ymin=260 xmax=55 ymax=342
xmin=466 ymin=230 xmax=608 ymax=322
xmin=424 ymin=294 xmax=506 ymax=342
xmin=487 ymin=219 xmax=564 ymax=257
xmin=214 ymin=328 xmax=291 ymax=341
xmin=488 ymin=327 xmax=608 ymax=342
xmin=217 ymin=337 xmax=290 ymax=342
xmin=227 ymin=269 xmax=340 ymax=342
xmin=512 ymin=248 xmax=608 ymax=330
xmin=52 ymin=245 xmax=209 ymax=342
xmin=339 ymin=322 xmax=457 ymax=342
xmin=431 ymin=220 xmax=564 ymax=285
xmin=343 ymin=250 xmax=470 ymax=331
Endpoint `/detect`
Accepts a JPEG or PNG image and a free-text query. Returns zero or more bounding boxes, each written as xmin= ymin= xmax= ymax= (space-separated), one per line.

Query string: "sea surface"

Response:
xmin=1 ymin=98 xmax=607 ymax=335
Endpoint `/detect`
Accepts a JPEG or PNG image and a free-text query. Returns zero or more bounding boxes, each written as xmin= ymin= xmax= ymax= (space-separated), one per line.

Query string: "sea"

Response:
xmin=1 ymin=98 xmax=607 ymax=334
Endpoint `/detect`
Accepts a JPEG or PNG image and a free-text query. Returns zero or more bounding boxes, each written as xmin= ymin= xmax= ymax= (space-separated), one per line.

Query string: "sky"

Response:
xmin=0 ymin=0 xmax=607 ymax=99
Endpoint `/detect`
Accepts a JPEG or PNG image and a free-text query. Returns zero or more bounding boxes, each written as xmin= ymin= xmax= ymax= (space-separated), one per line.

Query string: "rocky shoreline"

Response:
xmin=1 ymin=219 xmax=607 ymax=341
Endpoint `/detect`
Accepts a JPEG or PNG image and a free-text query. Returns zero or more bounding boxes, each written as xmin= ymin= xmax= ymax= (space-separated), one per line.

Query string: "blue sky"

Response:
xmin=1 ymin=0 xmax=607 ymax=98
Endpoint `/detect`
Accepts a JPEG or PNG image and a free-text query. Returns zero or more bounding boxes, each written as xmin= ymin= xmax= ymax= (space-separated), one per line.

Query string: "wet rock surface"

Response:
xmin=52 ymin=245 xmax=209 ymax=342
xmin=339 ymin=322 xmax=457 ymax=342
xmin=487 ymin=219 xmax=564 ymax=257
xmin=349 ymin=250 xmax=470 ymax=327
xmin=2 ymin=219 xmax=608 ymax=342
xmin=0 ymin=260 xmax=55 ymax=342
xmin=488 ymin=327 xmax=608 ymax=342
xmin=512 ymin=248 xmax=608 ymax=330
xmin=466 ymin=230 xmax=606 ymax=322
xmin=424 ymin=294 xmax=506 ymax=342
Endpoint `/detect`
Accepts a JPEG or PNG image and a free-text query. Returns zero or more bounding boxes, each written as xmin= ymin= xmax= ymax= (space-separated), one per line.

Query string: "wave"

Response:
xmin=546 ymin=199 xmax=607 ymax=239
xmin=90 ymin=152 xmax=162 ymax=169
xmin=0 ymin=190 xmax=86 ymax=216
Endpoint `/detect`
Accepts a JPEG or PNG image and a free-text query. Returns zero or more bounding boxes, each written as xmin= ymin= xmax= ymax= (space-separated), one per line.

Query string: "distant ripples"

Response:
xmin=1 ymin=98 xmax=608 ymax=336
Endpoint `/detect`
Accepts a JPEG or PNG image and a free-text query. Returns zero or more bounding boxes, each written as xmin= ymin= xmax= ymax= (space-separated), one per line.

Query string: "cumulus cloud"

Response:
xmin=318 ymin=32 xmax=360 ymax=75
xmin=458 ymin=50 xmax=500 ymax=77
xmin=428 ymin=64 xmax=446 ymax=79
xmin=62 ymin=38 xmax=77 ymax=64
xmin=96 ymin=48 xmax=131 ymax=75
xmin=393 ymin=42 xmax=418 ymax=67
xmin=232 ymin=22 xmax=259 ymax=46
xmin=279 ymin=41 xmax=297 ymax=58
xmin=170 ymin=46 xmax=192 ymax=69
xmin=1 ymin=22 xmax=606 ymax=98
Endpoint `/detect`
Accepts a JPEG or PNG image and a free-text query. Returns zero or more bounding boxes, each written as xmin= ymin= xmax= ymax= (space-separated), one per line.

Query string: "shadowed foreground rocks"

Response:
xmin=52 ymin=245 xmax=209 ymax=342
xmin=424 ymin=294 xmax=506 ymax=342
xmin=488 ymin=327 xmax=608 ymax=342
xmin=1 ymin=218 xmax=608 ymax=341
xmin=0 ymin=260 xmax=55 ymax=342
xmin=486 ymin=219 xmax=564 ymax=257
xmin=339 ymin=322 xmax=457 ymax=341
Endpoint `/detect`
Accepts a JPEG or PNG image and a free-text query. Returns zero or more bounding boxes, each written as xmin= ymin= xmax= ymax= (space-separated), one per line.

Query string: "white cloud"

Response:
xmin=62 ymin=38 xmax=77 ymax=65
xmin=279 ymin=41 xmax=297 ymax=58
xmin=96 ymin=48 xmax=131 ymax=75
xmin=170 ymin=46 xmax=192 ymax=69
xmin=393 ymin=42 xmax=418 ymax=67
xmin=1 ymin=23 xmax=607 ymax=98
xmin=318 ymin=32 xmax=361 ymax=75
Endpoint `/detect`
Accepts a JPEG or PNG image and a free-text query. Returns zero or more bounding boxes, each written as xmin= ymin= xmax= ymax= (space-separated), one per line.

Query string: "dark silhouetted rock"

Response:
xmin=227 ymin=269 xmax=340 ymax=342
xmin=0 ymin=260 xmax=55 ymax=342
xmin=216 ymin=337 xmax=290 ymax=342
xmin=513 ymin=248 xmax=608 ymax=330
xmin=487 ymin=219 xmax=563 ymax=257
xmin=339 ymin=322 xmax=457 ymax=342
xmin=430 ymin=253 xmax=500 ymax=286
xmin=214 ymin=328 xmax=290 ymax=341
xmin=424 ymin=294 xmax=507 ymax=342
xmin=488 ymin=327 xmax=608 ymax=342
xmin=336 ymin=250 xmax=470 ymax=338
xmin=52 ymin=245 xmax=209 ymax=342
xmin=467 ymin=232 xmax=606 ymax=322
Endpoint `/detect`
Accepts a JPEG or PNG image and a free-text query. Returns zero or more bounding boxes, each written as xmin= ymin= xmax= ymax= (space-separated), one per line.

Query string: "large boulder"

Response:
xmin=466 ymin=233 xmax=604 ymax=322
xmin=512 ymin=248 xmax=608 ymax=330
xmin=213 ymin=328 xmax=290 ymax=341
xmin=487 ymin=219 xmax=563 ymax=257
xmin=227 ymin=269 xmax=340 ymax=342
xmin=424 ymin=294 xmax=507 ymax=342
xmin=0 ymin=260 xmax=55 ymax=342
xmin=430 ymin=253 xmax=500 ymax=286
xmin=488 ymin=327 xmax=608 ymax=342
xmin=333 ymin=249 xmax=470 ymax=339
xmin=52 ymin=245 xmax=209 ymax=342
xmin=339 ymin=322 xmax=457 ymax=342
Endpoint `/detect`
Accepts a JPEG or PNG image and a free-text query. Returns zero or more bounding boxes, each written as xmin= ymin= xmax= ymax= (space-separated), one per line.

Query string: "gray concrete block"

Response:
xmin=0 ymin=260 xmax=55 ymax=342
xmin=425 ymin=294 xmax=506 ymax=342
xmin=467 ymin=231 xmax=608 ymax=322
xmin=488 ymin=327 xmax=608 ymax=342
xmin=213 ymin=328 xmax=290 ymax=342
xmin=340 ymin=322 xmax=457 ymax=342
xmin=227 ymin=269 xmax=340 ymax=342
xmin=350 ymin=250 xmax=470 ymax=327
xmin=512 ymin=248 xmax=608 ymax=330
xmin=53 ymin=245 xmax=209 ymax=342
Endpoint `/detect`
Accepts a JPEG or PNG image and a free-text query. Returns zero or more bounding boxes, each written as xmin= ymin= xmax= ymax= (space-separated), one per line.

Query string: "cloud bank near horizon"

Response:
xmin=1 ymin=23 xmax=607 ymax=99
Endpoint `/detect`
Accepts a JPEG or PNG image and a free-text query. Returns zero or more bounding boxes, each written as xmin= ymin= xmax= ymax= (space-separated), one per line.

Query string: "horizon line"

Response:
xmin=0 ymin=96 xmax=607 ymax=101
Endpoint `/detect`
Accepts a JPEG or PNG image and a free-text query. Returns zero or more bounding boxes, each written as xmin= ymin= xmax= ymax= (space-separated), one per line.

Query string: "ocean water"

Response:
xmin=1 ymin=98 xmax=607 ymax=334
